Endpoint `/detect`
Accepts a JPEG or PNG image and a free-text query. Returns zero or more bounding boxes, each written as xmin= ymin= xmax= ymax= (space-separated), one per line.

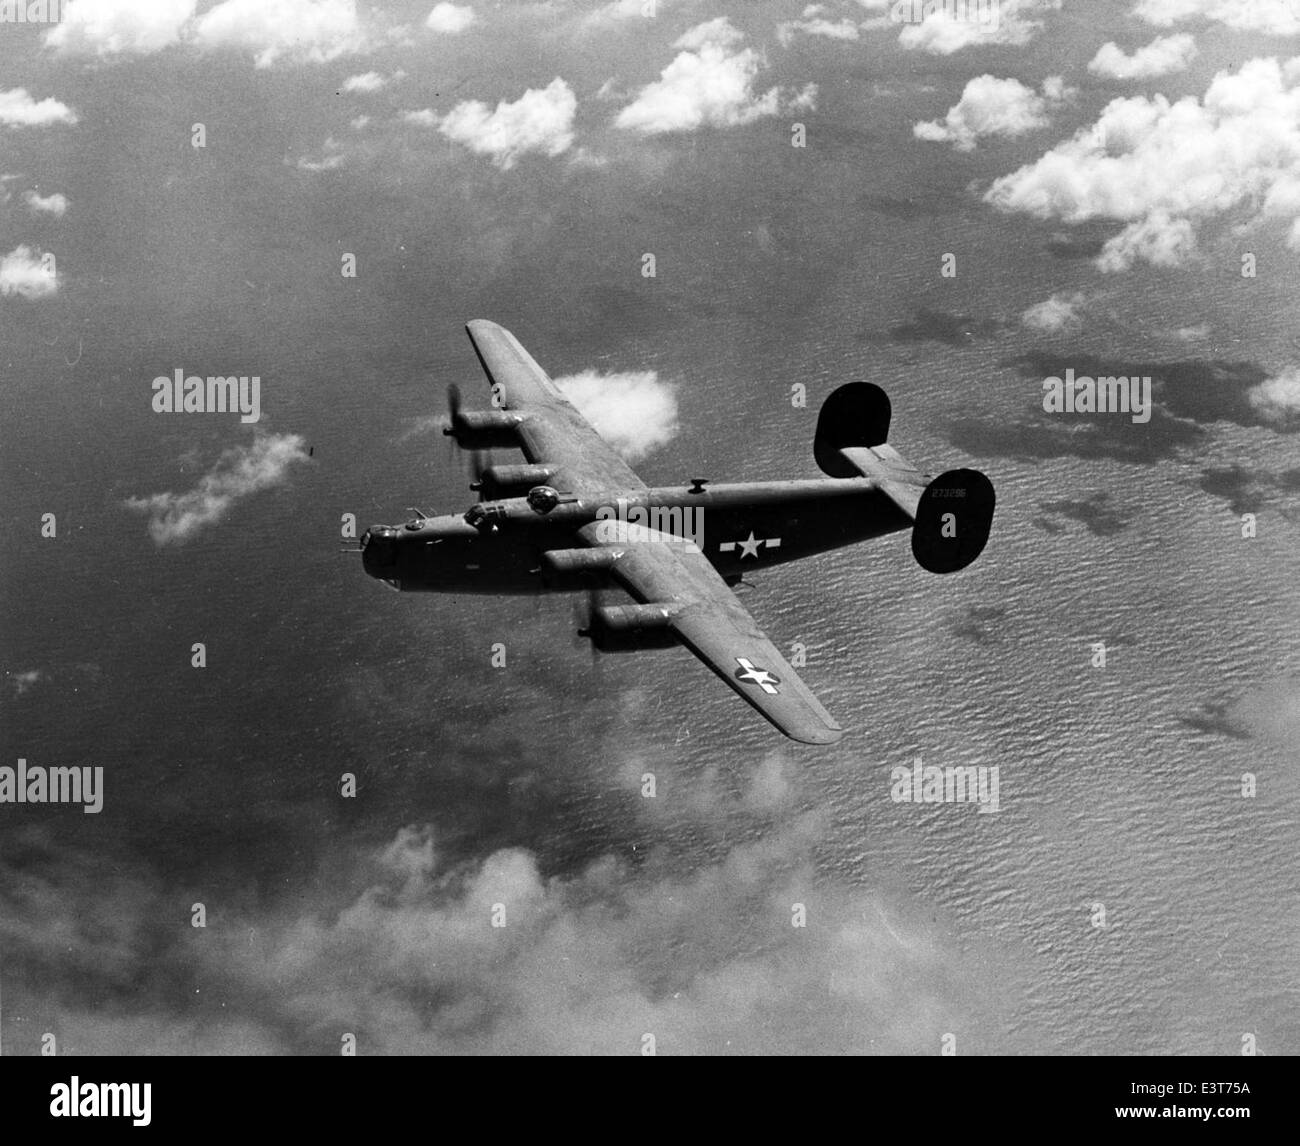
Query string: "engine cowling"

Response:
xmin=580 ymin=604 xmax=680 ymax=653
xmin=471 ymin=463 xmax=558 ymax=499
xmin=444 ymin=408 xmax=524 ymax=449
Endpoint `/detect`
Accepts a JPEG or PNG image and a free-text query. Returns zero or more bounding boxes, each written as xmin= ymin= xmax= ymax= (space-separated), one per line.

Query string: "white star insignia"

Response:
xmin=720 ymin=531 xmax=781 ymax=560
xmin=735 ymin=657 xmax=781 ymax=694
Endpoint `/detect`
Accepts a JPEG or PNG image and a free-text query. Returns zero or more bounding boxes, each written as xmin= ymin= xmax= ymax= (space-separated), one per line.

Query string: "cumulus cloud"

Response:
xmin=45 ymin=0 xmax=371 ymax=64
xmin=44 ymin=0 xmax=196 ymax=55
xmin=124 ymin=433 xmax=310 ymax=545
xmin=192 ymin=0 xmax=363 ymax=67
xmin=555 ymin=369 xmax=679 ymax=462
xmin=891 ymin=0 xmax=1059 ymax=55
xmin=0 ymin=88 xmax=78 ymax=129
xmin=1135 ymin=0 xmax=1300 ymax=36
xmin=583 ymin=0 xmax=700 ymax=26
xmin=914 ymin=75 xmax=1070 ymax=151
xmin=0 ymin=245 xmax=58 ymax=298
xmin=777 ymin=5 xmax=863 ymax=45
xmin=9 ymin=669 xmax=43 ymax=697
xmin=984 ymin=57 xmax=1300 ymax=271
xmin=422 ymin=78 xmax=577 ymax=169
xmin=23 ymin=190 xmax=69 ymax=216
xmin=616 ymin=17 xmax=814 ymax=135
xmin=425 ymin=2 xmax=475 ymax=33
xmin=1088 ymin=33 xmax=1198 ymax=80
xmin=1021 ymin=291 xmax=1086 ymax=332
xmin=341 ymin=71 xmax=386 ymax=93
xmin=296 ymin=137 xmax=346 ymax=171
xmin=1247 ymin=367 xmax=1300 ymax=426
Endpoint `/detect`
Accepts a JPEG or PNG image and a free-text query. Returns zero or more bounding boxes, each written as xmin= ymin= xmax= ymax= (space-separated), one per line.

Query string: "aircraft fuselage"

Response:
xmin=362 ymin=477 xmax=915 ymax=594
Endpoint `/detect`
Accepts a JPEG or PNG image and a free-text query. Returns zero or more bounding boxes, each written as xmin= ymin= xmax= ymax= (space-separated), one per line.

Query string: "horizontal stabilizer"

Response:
xmin=835 ymin=445 xmax=995 ymax=575
xmin=837 ymin=443 xmax=928 ymax=519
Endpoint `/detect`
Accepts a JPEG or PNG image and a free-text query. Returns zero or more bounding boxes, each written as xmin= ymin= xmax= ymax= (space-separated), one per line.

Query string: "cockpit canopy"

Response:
xmin=464 ymin=502 xmax=509 ymax=530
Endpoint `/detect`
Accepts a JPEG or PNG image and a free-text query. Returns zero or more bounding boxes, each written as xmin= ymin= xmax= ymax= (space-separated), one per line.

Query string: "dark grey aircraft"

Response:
xmin=362 ymin=320 xmax=995 ymax=744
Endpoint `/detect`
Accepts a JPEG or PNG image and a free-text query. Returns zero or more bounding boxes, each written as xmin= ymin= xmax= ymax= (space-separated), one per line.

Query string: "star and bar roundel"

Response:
xmin=735 ymin=657 xmax=781 ymax=695
xmin=719 ymin=530 xmax=781 ymax=560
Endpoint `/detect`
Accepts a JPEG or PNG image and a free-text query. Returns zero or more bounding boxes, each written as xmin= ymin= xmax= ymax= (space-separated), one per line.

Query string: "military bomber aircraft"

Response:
xmin=361 ymin=320 xmax=995 ymax=745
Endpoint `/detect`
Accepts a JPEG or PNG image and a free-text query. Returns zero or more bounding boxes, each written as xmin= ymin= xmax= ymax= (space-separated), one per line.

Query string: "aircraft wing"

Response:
xmin=464 ymin=319 xmax=648 ymax=497
xmin=577 ymin=523 xmax=845 ymax=745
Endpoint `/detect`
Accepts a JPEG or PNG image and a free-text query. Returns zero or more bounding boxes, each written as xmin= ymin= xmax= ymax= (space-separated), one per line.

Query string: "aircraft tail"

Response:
xmin=814 ymin=382 xmax=995 ymax=574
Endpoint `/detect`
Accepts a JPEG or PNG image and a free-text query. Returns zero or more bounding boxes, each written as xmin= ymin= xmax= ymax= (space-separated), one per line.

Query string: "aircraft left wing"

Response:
xmin=576 ymin=523 xmax=844 ymax=745
xmin=464 ymin=319 xmax=647 ymax=497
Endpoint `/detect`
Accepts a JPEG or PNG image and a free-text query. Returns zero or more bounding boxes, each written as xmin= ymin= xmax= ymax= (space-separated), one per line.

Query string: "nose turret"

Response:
xmin=361 ymin=524 xmax=400 ymax=584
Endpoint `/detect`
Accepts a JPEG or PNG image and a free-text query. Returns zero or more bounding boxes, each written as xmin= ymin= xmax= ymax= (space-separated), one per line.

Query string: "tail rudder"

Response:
xmin=815 ymin=382 xmax=995 ymax=574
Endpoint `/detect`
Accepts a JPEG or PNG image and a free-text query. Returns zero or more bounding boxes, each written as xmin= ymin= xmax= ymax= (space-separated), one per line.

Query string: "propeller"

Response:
xmin=573 ymin=586 xmax=603 ymax=662
xmin=445 ymin=383 xmax=464 ymax=435
xmin=445 ymin=384 xmax=493 ymax=499
xmin=470 ymin=447 xmax=490 ymax=500
xmin=442 ymin=383 xmax=462 ymax=477
xmin=443 ymin=384 xmax=489 ymax=498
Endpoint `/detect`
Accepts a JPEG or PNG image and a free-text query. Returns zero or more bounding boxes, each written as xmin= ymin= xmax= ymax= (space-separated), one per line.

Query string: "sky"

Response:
xmin=1 ymin=0 xmax=1298 ymax=1055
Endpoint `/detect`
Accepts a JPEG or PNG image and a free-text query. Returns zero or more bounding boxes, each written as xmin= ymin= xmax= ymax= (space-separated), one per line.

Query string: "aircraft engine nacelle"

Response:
xmin=581 ymin=603 xmax=680 ymax=653
xmin=911 ymin=468 xmax=995 ymax=575
xmin=472 ymin=463 xmax=558 ymax=499
xmin=444 ymin=408 xmax=524 ymax=450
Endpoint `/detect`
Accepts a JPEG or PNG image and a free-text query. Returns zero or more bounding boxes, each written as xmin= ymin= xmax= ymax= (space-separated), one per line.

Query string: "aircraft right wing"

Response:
xmin=576 ymin=522 xmax=844 ymax=745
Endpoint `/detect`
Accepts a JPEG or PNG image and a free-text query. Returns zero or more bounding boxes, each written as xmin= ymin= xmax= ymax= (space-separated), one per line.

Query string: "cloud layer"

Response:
xmin=428 ymin=78 xmax=577 ymax=169
xmin=1088 ymin=33 xmax=1198 ymax=80
xmin=915 ymin=75 xmax=1070 ymax=151
xmin=46 ymin=0 xmax=365 ymax=66
xmin=616 ymin=18 xmax=814 ymax=136
xmin=555 ymin=369 xmax=679 ymax=462
xmin=44 ymin=0 xmax=196 ymax=56
xmin=1021 ymin=291 xmax=1086 ymax=333
xmin=0 ymin=245 xmax=58 ymax=299
xmin=0 ymin=812 xmax=1028 ymax=1054
xmin=985 ymin=57 xmax=1300 ymax=270
xmin=1247 ymin=367 xmax=1300 ymax=426
xmin=124 ymin=433 xmax=310 ymax=546
xmin=425 ymin=2 xmax=475 ymax=34
xmin=893 ymin=0 xmax=1058 ymax=55
xmin=1135 ymin=0 xmax=1300 ymax=36
xmin=0 ymin=88 xmax=78 ymax=128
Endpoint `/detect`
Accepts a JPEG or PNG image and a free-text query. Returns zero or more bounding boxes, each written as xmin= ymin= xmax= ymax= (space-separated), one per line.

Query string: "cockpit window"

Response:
xmin=465 ymin=502 xmax=508 ymax=529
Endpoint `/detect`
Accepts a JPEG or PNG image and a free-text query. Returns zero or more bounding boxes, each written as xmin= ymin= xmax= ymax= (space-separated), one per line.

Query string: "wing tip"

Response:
xmin=465 ymin=318 xmax=504 ymax=339
xmin=786 ymin=721 xmax=845 ymax=746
